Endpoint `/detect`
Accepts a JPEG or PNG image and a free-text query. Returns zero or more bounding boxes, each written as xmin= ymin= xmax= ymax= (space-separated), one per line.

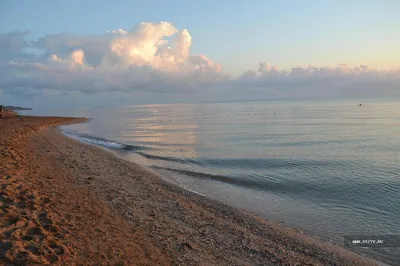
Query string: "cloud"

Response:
xmin=0 ymin=21 xmax=400 ymax=103
xmin=0 ymin=31 xmax=31 ymax=62
xmin=106 ymin=29 xmax=128 ymax=35
xmin=0 ymin=22 xmax=225 ymax=98
xmin=235 ymin=63 xmax=400 ymax=99
xmin=50 ymin=49 xmax=87 ymax=68
xmin=70 ymin=49 xmax=85 ymax=66
xmin=32 ymin=21 xmax=218 ymax=73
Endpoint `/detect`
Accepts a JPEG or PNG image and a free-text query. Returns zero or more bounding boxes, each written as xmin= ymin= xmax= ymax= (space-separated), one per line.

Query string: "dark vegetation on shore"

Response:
xmin=0 ymin=105 xmax=33 ymax=111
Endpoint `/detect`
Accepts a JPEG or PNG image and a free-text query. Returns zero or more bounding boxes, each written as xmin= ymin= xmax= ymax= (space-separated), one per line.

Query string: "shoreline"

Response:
xmin=0 ymin=116 xmax=387 ymax=265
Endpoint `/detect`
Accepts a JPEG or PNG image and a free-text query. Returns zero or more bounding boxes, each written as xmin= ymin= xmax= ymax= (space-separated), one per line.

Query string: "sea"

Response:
xmin=32 ymin=99 xmax=400 ymax=264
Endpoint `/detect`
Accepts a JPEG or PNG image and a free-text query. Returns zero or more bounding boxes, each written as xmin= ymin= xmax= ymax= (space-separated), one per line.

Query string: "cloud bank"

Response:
xmin=1 ymin=21 xmax=399 ymax=103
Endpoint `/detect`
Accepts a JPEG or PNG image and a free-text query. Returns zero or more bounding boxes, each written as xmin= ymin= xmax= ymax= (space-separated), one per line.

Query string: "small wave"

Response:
xmin=122 ymin=144 xmax=152 ymax=151
xmin=198 ymin=157 xmax=346 ymax=170
xmin=150 ymin=166 xmax=272 ymax=191
xmin=135 ymin=154 xmax=348 ymax=170
xmin=150 ymin=166 xmax=305 ymax=195
xmin=62 ymin=131 xmax=198 ymax=165
xmin=136 ymin=151 xmax=198 ymax=165
xmin=63 ymin=132 xmax=149 ymax=151
xmin=149 ymin=166 xmax=400 ymax=208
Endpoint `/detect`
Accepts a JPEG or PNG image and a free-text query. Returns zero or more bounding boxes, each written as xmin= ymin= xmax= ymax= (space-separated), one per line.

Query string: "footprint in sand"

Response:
xmin=37 ymin=212 xmax=58 ymax=233
xmin=0 ymin=192 xmax=15 ymax=209
xmin=0 ymin=171 xmax=70 ymax=264
xmin=0 ymin=241 xmax=12 ymax=257
xmin=24 ymin=244 xmax=40 ymax=256
xmin=2 ymin=175 xmax=11 ymax=180
xmin=49 ymin=242 xmax=64 ymax=255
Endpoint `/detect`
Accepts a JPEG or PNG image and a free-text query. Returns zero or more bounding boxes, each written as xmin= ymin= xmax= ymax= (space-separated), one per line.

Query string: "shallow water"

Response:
xmin=59 ymin=99 xmax=400 ymax=264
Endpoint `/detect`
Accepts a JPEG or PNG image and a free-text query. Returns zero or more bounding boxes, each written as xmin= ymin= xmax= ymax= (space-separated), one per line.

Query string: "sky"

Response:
xmin=1 ymin=0 xmax=400 ymax=108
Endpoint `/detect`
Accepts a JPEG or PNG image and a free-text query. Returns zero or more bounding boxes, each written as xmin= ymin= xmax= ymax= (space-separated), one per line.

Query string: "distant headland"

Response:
xmin=1 ymin=105 xmax=33 ymax=111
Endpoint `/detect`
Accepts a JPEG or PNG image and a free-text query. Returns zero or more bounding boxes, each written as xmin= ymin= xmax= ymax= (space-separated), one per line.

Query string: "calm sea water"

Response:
xmin=58 ymin=99 xmax=399 ymax=264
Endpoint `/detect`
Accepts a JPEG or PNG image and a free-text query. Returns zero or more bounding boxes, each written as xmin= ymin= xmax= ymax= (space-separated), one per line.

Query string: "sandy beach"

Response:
xmin=0 ymin=116 xmax=385 ymax=265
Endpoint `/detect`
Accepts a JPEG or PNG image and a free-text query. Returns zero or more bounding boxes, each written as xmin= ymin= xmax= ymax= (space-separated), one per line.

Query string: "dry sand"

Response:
xmin=0 ymin=116 xmax=386 ymax=265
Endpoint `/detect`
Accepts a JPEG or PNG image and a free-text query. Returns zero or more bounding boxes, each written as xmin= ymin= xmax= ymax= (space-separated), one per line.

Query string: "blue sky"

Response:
xmin=1 ymin=0 xmax=399 ymax=75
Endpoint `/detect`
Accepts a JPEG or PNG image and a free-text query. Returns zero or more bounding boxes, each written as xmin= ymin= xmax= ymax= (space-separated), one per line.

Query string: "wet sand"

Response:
xmin=0 ymin=116 xmax=385 ymax=265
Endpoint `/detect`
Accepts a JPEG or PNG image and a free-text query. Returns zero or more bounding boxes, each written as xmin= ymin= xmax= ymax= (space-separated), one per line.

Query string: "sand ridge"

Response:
xmin=0 ymin=116 xmax=386 ymax=265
